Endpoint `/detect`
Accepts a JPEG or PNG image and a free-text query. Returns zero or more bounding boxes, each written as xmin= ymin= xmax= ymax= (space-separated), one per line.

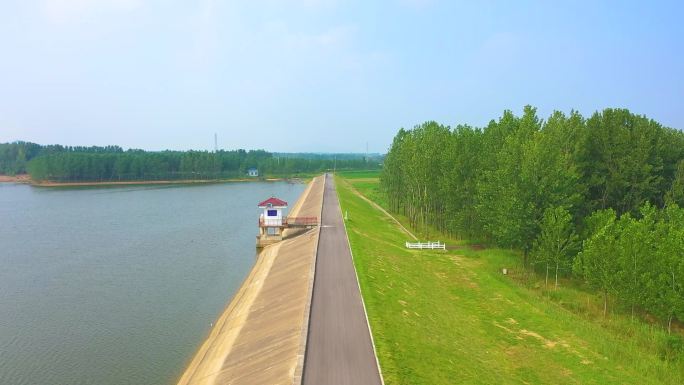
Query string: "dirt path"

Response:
xmin=340 ymin=178 xmax=417 ymax=240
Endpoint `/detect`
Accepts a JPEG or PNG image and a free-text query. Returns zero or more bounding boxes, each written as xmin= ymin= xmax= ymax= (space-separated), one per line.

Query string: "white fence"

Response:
xmin=405 ymin=241 xmax=446 ymax=250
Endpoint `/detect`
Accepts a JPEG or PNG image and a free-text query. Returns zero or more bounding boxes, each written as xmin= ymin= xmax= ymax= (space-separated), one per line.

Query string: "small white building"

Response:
xmin=259 ymin=197 xmax=287 ymax=227
xmin=247 ymin=167 xmax=259 ymax=177
xmin=257 ymin=197 xmax=288 ymax=247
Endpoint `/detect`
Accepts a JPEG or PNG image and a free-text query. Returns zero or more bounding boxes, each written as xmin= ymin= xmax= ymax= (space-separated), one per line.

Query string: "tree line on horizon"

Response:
xmin=382 ymin=106 xmax=684 ymax=332
xmin=0 ymin=142 xmax=381 ymax=181
xmin=0 ymin=142 xmax=126 ymax=175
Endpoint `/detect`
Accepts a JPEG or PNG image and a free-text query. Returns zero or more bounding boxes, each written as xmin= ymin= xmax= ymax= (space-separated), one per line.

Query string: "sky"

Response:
xmin=0 ymin=1 xmax=682 ymax=153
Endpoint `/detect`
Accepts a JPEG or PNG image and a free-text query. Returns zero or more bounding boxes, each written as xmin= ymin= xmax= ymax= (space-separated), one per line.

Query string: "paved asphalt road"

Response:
xmin=302 ymin=174 xmax=382 ymax=385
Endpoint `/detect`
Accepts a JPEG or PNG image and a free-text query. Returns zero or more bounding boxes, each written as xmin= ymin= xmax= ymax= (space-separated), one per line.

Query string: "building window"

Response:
xmin=267 ymin=209 xmax=278 ymax=217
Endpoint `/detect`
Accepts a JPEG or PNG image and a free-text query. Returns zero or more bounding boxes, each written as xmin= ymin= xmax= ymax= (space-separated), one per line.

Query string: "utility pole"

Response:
xmin=214 ymin=133 xmax=218 ymax=153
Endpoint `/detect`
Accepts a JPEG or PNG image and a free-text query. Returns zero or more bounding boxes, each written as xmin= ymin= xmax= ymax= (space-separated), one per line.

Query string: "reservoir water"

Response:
xmin=0 ymin=181 xmax=306 ymax=385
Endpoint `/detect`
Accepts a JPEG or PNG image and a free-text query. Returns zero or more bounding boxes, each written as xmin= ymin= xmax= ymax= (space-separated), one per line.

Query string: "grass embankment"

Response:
xmin=336 ymin=172 xmax=684 ymax=385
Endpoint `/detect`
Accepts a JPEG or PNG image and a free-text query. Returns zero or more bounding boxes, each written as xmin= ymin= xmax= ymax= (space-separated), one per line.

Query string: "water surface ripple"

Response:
xmin=0 ymin=181 xmax=305 ymax=385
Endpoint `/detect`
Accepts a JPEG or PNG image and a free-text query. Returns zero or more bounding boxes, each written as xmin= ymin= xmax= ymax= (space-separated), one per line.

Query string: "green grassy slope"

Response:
xmin=336 ymin=173 xmax=684 ymax=385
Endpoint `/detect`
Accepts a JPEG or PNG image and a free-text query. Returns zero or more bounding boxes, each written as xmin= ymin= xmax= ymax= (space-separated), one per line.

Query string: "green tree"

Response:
xmin=478 ymin=107 xmax=580 ymax=266
xmin=665 ymin=160 xmax=684 ymax=206
xmin=575 ymin=209 xmax=620 ymax=316
xmin=614 ymin=206 xmax=655 ymax=319
xmin=532 ymin=206 xmax=579 ymax=289
xmin=579 ymin=109 xmax=665 ymax=215
xmin=645 ymin=205 xmax=684 ymax=333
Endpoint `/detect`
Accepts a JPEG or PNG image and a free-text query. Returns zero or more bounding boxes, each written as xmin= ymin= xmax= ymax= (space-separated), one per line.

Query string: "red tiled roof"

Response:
xmin=258 ymin=197 xmax=288 ymax=208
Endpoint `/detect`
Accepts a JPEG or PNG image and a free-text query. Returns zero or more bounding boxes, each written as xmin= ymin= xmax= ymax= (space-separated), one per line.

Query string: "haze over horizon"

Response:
xmin=1 ymin=0 xmax=682 ymax=153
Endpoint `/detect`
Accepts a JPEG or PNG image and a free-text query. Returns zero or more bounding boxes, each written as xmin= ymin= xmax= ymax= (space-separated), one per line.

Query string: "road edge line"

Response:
xmin=334 ymin=174 xmax=386 ymax=385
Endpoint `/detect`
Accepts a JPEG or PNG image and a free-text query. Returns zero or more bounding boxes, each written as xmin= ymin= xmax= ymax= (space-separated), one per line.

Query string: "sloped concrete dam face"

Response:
xmin=177 ymin=176 xmax=324 ymax=385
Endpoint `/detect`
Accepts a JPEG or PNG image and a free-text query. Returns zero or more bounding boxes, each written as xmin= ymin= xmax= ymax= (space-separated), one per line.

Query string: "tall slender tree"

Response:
xmin=532 ymin=206 xmax=579 ymax=289
xmin=574 ymin=209 xmax=620 ymax=316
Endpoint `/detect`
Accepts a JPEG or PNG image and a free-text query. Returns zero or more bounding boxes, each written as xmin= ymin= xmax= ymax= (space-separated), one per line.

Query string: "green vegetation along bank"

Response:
xmin=382 ymin=107 xmax=684 ymax=332
xmin=337 ymin=171 xmax=684 ymax=384
xmin=0 ymin=141 xmax=382 ymax=182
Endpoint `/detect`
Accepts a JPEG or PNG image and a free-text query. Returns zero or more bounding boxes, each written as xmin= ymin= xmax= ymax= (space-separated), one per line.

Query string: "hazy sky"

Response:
xmin=0 ymin=1 xmax=682 ymax=153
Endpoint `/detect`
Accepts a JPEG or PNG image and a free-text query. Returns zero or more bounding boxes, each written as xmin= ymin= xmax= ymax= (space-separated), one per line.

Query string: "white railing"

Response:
xmin=405 ymin=241 xmax=446 ymax=250
xmin=259 ymin=217 xmax=283 ymax=227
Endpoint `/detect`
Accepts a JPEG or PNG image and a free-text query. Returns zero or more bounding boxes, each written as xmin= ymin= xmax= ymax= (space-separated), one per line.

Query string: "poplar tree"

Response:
xmin=574 ymin=209 xmax=619 ymax=316
xmin=646 ymin=205 xmax=684 ymax=333
xmin=532 ymin=206 xmax=578 ymax=289
xmin=614 ymin=206 xmax=654 ymax=319
xmin=665 ymin=160 xmax=684 ymax=206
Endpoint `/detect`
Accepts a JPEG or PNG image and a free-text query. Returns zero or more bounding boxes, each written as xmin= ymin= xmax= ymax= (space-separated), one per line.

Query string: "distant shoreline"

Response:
xmin=0 ymin=174 xmax=31 ymax=183
xmin=0 ymin=175 xmax=305 ymax=187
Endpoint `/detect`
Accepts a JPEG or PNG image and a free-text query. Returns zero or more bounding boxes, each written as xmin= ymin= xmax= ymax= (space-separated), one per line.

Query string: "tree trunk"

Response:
xmin=670 ymin=272 xmax=676 ymax=334
xmin=603 ymin=290 xmax=608 ymax=317
xmin=555 ymin=263 xmax=559 ymax=289
xmin=545 ymin=263 xmax=549 ymax=289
